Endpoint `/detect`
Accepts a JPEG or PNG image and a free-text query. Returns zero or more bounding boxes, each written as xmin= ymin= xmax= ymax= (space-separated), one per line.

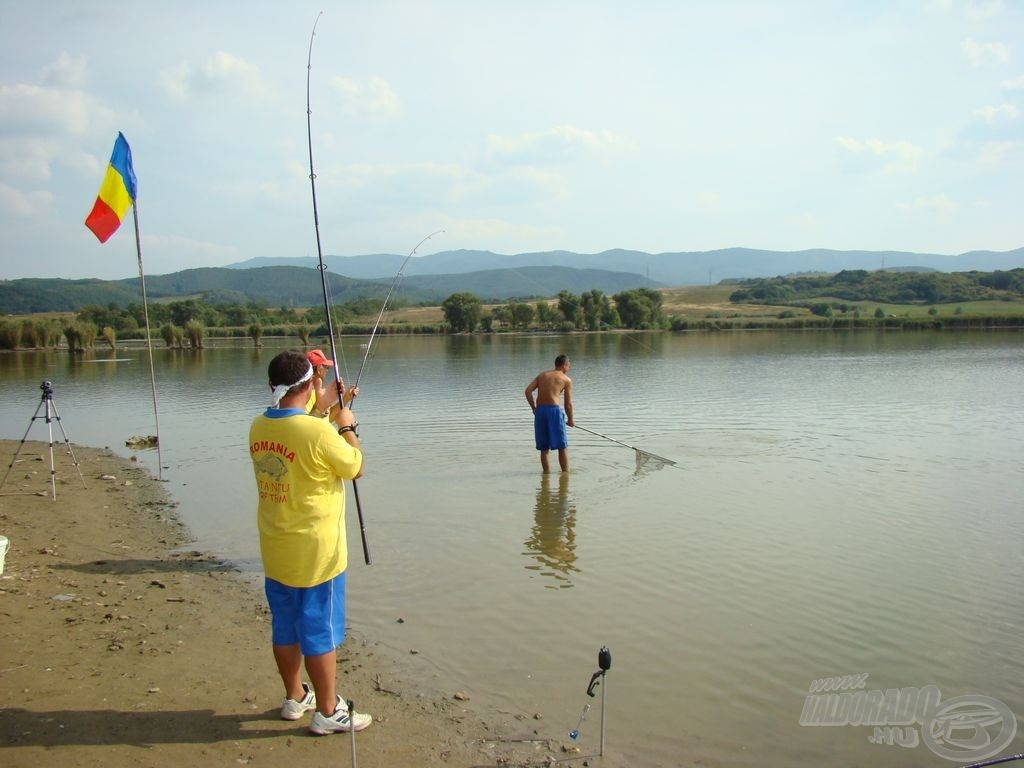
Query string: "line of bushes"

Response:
xmin=0 ymin=318 xmax=448 ymax=350
xmin=669 ymin=315 xmax=1024 ymax=331
xmin=4 ymin=313 xmax=1022 ymax=351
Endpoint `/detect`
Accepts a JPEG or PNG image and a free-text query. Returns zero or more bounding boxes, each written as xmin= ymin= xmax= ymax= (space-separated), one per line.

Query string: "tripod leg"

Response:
xmin=0 ymin=398 xmax=46 ymax=492
xmin=47 ymin=399 xmax=87 ymax=491
xmin=45 ymin=398 xmax=57 ymax=501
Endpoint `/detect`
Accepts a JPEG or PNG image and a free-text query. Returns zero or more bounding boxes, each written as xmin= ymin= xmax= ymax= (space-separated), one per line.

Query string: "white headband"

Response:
xmin=270 ymin=362 xmax=313 ymax=407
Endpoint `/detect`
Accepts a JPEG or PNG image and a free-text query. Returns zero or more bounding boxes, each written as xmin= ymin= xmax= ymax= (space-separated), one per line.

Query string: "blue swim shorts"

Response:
xmin=265 ymin=571 xmax=346 ymax=656
xmin=535 ymin=404 xmax=568 ymax=451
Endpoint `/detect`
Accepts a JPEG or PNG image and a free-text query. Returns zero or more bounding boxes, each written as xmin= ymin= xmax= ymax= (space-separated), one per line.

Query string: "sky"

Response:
xmin=1 ymin=0 xmax=1022 ymax=281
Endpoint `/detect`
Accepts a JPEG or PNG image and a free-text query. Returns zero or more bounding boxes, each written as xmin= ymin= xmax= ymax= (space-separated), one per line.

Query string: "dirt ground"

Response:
xmin=0 ymin=440 xmax=594 ymax=768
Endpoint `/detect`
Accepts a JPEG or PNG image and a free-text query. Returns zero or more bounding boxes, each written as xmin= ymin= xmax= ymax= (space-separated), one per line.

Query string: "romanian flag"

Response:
xmin=84 ymin=132 xmax=137 ymax=243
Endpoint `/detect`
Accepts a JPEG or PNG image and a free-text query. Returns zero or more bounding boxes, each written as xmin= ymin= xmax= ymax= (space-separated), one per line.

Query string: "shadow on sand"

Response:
xmin=3 ymin=707 xmax=296 ymax=748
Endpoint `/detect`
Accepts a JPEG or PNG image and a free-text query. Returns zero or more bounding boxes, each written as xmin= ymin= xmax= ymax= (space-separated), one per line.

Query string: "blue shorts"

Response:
xmin=265 ymin=572 xmax=346 ymax=656
xmin=535 ymin=405 xmax=568 ymax=451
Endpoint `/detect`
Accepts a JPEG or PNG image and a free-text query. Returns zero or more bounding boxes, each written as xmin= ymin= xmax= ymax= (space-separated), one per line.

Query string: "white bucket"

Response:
xmin=0 ymin=535 xmax=8 ymax=575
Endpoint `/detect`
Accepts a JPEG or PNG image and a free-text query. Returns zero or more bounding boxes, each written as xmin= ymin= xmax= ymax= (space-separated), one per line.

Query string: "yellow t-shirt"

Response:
xmin=249 ymin=410 xmax=363 ymax=587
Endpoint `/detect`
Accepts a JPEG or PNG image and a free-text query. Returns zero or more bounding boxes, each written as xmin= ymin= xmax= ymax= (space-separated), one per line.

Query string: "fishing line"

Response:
xmin=320 ymin=267 xmax=352 ymax=384
xmin=568 ymin=701 xmax=591 ymax=741
xmin=348 ymin=229 xmax=444 ymax=400
xmin=306 ymin=11 xmax=370 ymax=565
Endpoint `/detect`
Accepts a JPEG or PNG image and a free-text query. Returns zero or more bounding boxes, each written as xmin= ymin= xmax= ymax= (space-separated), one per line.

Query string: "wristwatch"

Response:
xmin=338 ymin=424 xmax=358 ymax=435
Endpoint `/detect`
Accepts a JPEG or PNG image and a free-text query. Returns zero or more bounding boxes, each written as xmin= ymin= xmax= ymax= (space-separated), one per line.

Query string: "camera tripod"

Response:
xmin=0 ymin=380 xmax=86 ymax=501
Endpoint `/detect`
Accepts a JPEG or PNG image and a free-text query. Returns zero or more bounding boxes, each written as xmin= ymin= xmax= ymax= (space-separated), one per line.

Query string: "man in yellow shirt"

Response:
xmin=249 ymin=350 xmax=371 ymax=735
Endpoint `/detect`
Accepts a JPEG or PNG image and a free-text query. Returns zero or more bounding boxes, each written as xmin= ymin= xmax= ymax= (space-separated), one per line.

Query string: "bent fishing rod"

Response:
xmin=306 ymin=12 xmax=370 ymax=565
xmin=348 ymin=229 xmax=443 ymax=398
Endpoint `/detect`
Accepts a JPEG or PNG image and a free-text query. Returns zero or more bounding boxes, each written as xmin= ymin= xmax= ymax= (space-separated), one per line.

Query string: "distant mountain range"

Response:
xmin=0 ymin=265 xmax=660 ymax=314
xmin=2 ymin=246 xmax=1021 ymax=315
xmin=228 ymin=246 xmax=1024 ymax=284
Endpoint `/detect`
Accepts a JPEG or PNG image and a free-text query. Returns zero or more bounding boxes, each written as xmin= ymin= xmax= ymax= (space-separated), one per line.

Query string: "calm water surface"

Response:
xmin=1 ymin=330 xmax=1022 ymax=767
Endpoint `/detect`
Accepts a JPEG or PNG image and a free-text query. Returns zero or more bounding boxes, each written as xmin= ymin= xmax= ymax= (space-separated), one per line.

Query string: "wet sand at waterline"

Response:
xmin=0 ymin=440 xmax=613 ymax=768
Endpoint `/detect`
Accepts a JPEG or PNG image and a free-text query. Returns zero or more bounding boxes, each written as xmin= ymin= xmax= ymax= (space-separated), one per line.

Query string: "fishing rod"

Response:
xmin=349 ymin=229 xmax=443 ymax=398
xmin=573 ymin=423 xmax=678 ymax=468
xmin=963 ymin=754 xmax=1024 ymax=768
xmin=306 ymin=12 xmax=370 ymax=565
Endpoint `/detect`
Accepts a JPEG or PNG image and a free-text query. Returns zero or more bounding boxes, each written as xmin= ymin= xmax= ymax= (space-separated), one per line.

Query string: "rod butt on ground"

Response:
xmin=352 ymin=481 xmax=371 ymax=565
xmin=348 ymin=699 xmax=357 ymax=766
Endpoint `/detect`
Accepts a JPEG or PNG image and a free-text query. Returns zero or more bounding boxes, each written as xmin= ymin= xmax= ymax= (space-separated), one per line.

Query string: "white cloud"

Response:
xmin=1001 ymin=74 xmax=1024 ymax=90
xmin=0 ymin=137 xmax=59 ymax=181
xmin=330 ymin=75 xmax=401 ymax=119
xmin=965 ymin=0 xmax=1004 ymax=21
xmin=143 ymin=233 xmax=241 ymax=262
xmin=975 ymin=140 xmax=1017 ymax=166
xmin=897 ymin=194 xmax=959 ymax=214
xmin=160 ymin=51 xmax=272 ymax=101
xmin=0 ymin=181 xmax=52 ymax=216
xmin=318 ymin=160 xmax=463 ymax=194
xmin=0 ymin=83 xmax=95 ymax=137
xmin=0 ymin=136 xmax=100 ymax=186
xmin=486 ymin=125 xmax=634 ymax=165
xmin=431 ymin=214 xmax=561 ymax=249
xmin=961 ymin=38 xmax=1011 ymax=67
xmin=0 ymin=61 xmax=120 ymax=185
xmin=974 ymin=103 xmax=1020 ymax=121
xmin=41 ymin=52 xmax=88 ymax=88
xmin=834 ymin=136 xmax=926 ymax=172
xmin=455 ymin=166 xmax=568 ymax=205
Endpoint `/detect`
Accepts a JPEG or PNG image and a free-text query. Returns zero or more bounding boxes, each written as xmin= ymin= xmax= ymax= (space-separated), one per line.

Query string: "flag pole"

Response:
xmin=131 ymin=203 xmax=164 ymax=480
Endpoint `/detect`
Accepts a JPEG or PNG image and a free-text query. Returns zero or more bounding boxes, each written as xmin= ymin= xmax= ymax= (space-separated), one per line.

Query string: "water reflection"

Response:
xmin=523 ymin=472 xmax=578 ymax=588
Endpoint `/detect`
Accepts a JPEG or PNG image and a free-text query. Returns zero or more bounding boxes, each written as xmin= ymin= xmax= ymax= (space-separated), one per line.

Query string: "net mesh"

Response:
xmin=633 ymin=449 xmax=677 ymax=476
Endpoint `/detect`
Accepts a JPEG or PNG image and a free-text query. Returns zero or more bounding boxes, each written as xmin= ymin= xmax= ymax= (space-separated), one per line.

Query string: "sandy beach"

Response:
xmin=0 ymin=440 xmax=585 ymax=768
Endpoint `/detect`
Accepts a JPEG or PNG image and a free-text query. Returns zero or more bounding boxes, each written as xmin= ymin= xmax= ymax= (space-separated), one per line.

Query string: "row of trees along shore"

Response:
xmin=2 ymin=270 xmax=1023 ymax=351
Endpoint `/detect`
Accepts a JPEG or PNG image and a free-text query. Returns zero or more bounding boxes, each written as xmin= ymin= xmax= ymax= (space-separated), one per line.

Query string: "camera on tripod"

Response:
xmin=1 ymin=378 xmax=85 ymax=501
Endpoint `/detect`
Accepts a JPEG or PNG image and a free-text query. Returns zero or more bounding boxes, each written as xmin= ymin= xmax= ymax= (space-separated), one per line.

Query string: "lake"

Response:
xmin=1 ymin=329 xmax=1022 ymax=767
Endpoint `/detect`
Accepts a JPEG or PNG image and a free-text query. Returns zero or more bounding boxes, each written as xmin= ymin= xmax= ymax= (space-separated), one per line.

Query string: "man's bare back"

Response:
xmin=529 ymin=369 xmax=571 ymax=407
xmin=525 ymin=369 xmax=573 ymax=421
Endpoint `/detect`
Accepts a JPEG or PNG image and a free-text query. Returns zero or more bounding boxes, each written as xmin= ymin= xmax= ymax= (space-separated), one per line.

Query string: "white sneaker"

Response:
xmin=309 ymin=695 xmax=373 ymax=735
xmin=280 ymin=682 xmax=316 ymax=720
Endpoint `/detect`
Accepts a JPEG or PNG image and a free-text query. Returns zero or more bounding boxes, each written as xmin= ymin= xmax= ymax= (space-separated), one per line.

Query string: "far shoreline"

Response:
xmin=1 ymin=318 xmax=1023 ymax=356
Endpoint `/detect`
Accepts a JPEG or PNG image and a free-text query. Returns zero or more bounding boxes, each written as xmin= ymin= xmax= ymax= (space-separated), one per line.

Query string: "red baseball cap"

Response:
xmin=306 ymin=349 xmax=333 ymax=367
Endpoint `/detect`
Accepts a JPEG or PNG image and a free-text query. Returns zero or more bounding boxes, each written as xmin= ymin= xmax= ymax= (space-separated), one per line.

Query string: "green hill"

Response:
xmin=728 ymin=268 xmax=1024 ymax=305
xmin=0 ymin=265 xmax=659 ymax=315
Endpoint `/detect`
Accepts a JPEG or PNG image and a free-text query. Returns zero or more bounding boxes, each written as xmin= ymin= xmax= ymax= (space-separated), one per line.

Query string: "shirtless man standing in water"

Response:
xmin=525 ymin=354 xmax=574 ymax=473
